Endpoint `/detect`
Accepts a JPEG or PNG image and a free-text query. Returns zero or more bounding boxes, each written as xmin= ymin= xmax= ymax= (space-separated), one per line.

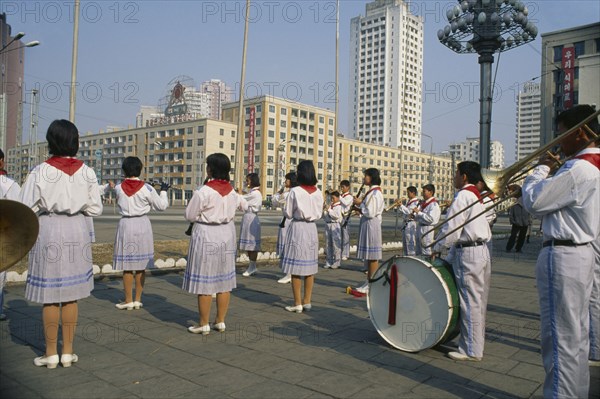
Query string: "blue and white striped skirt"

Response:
xmin=281 ymin=220 xmax=319 ymax=276
xmin=182 ymin=221 xmax=237 ymax=295
xmin=357 ymin=216 xmax=382 ymax=260
xmin=239 ymin=212 xmax=261 ymax=251
xmin=25 ymin=213 xmax=94 ymax=304
xmin=113 ymin=215 xmax=154 ymax=271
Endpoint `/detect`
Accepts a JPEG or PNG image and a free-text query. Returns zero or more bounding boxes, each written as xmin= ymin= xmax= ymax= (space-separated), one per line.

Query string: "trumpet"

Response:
xmin=423 ymin=108 xmax=600 ymax=249
xmin=384 ymin=198 xmax=406 ymax=212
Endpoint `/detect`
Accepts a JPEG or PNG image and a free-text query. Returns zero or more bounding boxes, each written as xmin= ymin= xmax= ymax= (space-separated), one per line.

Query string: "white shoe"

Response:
xmin=277 ymin=274 xmax=292 ymax=284
xmin=133 ymin=301 xmax=143 ymax=310
xmin=115 ymin=302 xmax=134 ymax=310
xmin=302 ymin=304 xmax=312 ymax=311
xmin=324 ymin=264 xmax=332 ymax=269
xmin=60 ymin=354 xmax=78 ymax=368
xmin=242 ymin=264 xmax=257 ymax=277
xmin=212 ymin=322 xmax=226 ymax=332
xmin=285 ymin=305 xmax=303 ymax=313
xmin=34 ymin=354 xmax=59 ymax=369
xmin=342 ymin=257 xmax=348 ymax=261
xmin=188 ymin=325 xmax=210 ymax=335
xmin=447 ymin=351 xmax=481 ymax=362
xmin=330 ymin=264 xmax=340 ymax=269
xmin=590 ymin=359 xmax=600 ymax=367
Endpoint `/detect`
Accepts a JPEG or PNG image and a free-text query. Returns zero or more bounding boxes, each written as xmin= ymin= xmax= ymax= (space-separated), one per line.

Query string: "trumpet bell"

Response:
xmin=0 ymin=200 xmax=39 ymax=272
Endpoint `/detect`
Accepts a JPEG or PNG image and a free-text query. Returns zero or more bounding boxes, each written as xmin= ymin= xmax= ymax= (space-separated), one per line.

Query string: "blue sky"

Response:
xmin=5 ymin=0 xmax=600 ymax=163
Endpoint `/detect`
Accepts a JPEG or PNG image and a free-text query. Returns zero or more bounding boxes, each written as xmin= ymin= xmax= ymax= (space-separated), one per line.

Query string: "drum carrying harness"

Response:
xmin=369 ymin=261 xmax=399 ymax=326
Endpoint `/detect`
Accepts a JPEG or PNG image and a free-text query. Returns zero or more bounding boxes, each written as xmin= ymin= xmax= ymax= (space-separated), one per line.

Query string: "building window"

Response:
xmin=198 ymin=138 xmax=204 ymax=146
xmin=553 ymin=45 xmax=563 ymax=62
xmin=269 ymin=118 xmax=275 ymax=126
xmin=281 ymin=108 xmax=287 ymax=115
xmin=574 ymin=41 xmax=585 ymax=57
xmin=197 ymin=126 xmax=204 ymax=133
xmin=269 ymin=105 xmax=276 ymax=113
xmin=220 ymin=129 xmax=225 ymax=136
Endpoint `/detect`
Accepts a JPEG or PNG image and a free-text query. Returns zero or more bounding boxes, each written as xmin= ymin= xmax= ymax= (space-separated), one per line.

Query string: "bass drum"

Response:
xmin=367 ymin=255 xmax=460 ymax=352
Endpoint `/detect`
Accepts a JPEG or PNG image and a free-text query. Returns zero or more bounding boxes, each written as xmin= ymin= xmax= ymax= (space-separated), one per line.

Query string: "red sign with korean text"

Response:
xmin=248 ymin=107 xmax=255 ymax=173
xmin=562 ymin=47 xmax=575 ymax=109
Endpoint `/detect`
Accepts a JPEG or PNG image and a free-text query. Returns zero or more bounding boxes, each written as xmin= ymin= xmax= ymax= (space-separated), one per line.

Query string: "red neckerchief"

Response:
xmin=407 ymin=198 xmax=420 ymax=206
xmin=206 ymin=179 xmax=233 ymax=197
xmin=575 ymin=153 xmax=600 ymax=170
xmin=121 ymin=179 xmax=146 ymax=197
xmin=420 ymin=197 xmax=438 ymax=211
xmin=300 ymin=185 xmax=317 ymax=194
xmin=330 ymin=202 xmax=341 ymax=210
xmin=45 ymin=156 xmax=84 ymax=176
xmin=0 ymin=170 xmax=7 ymax=176
xmin=461 ymin=184 xmax=482 ymax=203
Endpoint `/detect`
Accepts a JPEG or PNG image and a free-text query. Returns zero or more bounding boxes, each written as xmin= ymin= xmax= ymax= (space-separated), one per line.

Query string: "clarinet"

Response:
xmin=342 ymin=183 xmax=365 ymax=228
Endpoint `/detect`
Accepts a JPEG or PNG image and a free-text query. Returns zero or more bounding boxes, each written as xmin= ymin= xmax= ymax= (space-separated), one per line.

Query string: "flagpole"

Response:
xmin=333 ymin=0 xmax=340 ymax=190
xmin=235 ymin=0 xmax=251 ymax=190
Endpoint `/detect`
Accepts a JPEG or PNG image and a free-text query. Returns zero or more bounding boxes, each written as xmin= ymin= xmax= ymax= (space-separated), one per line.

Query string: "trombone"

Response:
xmin=423 ymin=108 xmax=600 ymax=249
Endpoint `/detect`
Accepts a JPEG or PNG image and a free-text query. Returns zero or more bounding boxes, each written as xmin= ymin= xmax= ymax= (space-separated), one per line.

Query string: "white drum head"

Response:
xmin=367 ymin=256 xmax=454 ymax=352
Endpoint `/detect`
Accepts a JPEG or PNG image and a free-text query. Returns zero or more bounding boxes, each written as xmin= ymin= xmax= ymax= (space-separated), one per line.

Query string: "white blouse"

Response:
xmin=0 ymin=175 xmax=20 ymax=200
xmin=360 ymin=185 xmax=384 ymax=221
xmin=433 ymin=185 xmax=491 ymax=252
xmin=522 ymin=148 xmax=600 ymax=244
xmin=20 ymin=161 xmax=102 ymax=216
xmin=324 ymin=202 xmax=343 ymax=223
xmin=114 ymin=179 xmax=169 ymax=217
xmin=284 ymin=186 xmax=323 ymax=222
xmin=186 ymin=184 xmax=247 ymax=224
xmin=243 ymin=188 xmax=263 ymax=213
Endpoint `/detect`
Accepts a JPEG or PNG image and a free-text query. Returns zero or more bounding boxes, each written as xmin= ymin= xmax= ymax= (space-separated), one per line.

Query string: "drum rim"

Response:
xmin=367 ymin=255 xmax=454 ymax=353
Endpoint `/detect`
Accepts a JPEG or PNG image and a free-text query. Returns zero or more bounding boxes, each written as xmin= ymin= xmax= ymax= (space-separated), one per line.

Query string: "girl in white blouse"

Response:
xmin=20 ymin=120 xmax=102 ymax=369
xmin=183 ymin=153 xmax=247 ymax=334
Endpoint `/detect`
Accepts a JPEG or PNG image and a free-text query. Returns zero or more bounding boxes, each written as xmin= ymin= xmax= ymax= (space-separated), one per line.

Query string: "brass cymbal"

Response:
xmin=0 ymin=200 xmax=39 ymax=272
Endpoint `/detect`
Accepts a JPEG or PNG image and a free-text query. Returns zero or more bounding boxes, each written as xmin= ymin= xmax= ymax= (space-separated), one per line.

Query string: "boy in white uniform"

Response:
xmin=323 ymin=191 xmax=343 ymax=269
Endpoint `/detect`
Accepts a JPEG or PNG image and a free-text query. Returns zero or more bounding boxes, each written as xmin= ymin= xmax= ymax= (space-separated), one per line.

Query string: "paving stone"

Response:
xmin=90 ymin=361 xmax=166 ymax=387
xmin=198 ymin=367 xmax=268 ymax=394
xmin=230 ymin=380 xmax=316 ymax=399
xmin=410 ymin=377 xmax=487 ymax=398
xmin=295 ymin=368 xmax=371 ymax=398
xmin=120 ymin=373 xmax=201 ymax=398
xmin=467 ymin=370 xmax=540 ymax=398
xmin=43 ymin=379 xmax=140 ymax=399
xmin=507 ymin=362 xmax=546 ymax=383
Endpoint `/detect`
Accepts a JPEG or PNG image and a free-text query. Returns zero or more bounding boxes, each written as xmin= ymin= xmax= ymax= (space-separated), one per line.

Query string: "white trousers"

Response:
xmin=402 ymin=221 xmax=417 ymax=256
xmin=536 ymin=244 xmax=594 ymax=399
xmin=449 ymin=244 xmax=491 ymax=359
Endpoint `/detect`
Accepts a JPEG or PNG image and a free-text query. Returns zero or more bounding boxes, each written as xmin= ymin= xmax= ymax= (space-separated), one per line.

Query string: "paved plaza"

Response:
xmin=1 ymin=236 xmax=598 ymax=398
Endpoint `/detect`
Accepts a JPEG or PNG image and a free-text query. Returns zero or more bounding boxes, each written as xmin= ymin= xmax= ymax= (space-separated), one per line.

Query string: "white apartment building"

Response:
xmin=201 ymin=79 xmax=233 ymax=120
xmin=349 ymin=0 xmax=424 ymax=151
xmin=449 ymin=138 xmax=504 ymax=170
xmin=515 ymin=82 xmax=541 ymax=161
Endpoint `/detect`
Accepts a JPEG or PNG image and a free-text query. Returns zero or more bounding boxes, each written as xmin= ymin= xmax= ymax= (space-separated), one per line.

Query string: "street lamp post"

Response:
xmin=438 ymin=0 xmax=537 ymax=168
